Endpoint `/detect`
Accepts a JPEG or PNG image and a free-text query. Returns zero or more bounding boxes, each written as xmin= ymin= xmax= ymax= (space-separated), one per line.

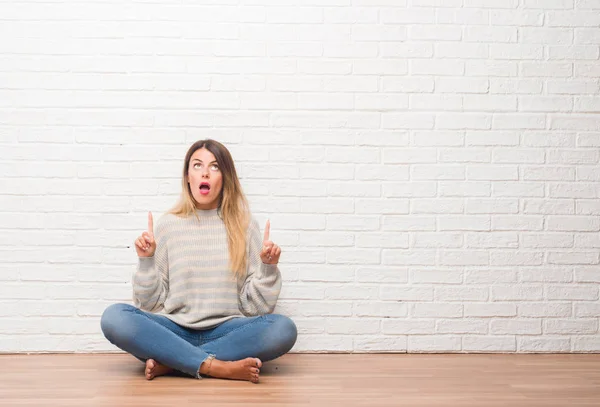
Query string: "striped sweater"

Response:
xmin=132 ymin=208 xmax=282 ymax=330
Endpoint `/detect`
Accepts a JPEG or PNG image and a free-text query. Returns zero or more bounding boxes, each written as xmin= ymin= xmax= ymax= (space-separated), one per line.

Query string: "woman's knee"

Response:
xmin=269 ymin=314 xmax=298 ymax=352
xmin=100 ymin=303 xmax=135 ymax=342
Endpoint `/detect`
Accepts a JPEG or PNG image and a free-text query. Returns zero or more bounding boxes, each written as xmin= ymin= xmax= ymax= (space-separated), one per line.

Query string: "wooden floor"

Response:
xmin=1 ymin=354 xmax=599 ymax=406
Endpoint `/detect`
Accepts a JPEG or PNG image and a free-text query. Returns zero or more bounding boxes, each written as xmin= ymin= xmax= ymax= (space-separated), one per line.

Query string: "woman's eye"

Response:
xmin=193 ymin=163 xmax=201 ymax=169
xmin=210 ymin=164 xmax=219 ymax=171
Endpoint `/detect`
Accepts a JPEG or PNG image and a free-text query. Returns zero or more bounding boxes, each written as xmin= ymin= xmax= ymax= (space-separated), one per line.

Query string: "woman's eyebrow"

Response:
xmin=192 ymin=159 xmax=218 ymax=164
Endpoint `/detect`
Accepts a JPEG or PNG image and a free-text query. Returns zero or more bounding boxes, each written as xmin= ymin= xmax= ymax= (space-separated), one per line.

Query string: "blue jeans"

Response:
xmin=100 ymin=303 xmax=297 ymax=379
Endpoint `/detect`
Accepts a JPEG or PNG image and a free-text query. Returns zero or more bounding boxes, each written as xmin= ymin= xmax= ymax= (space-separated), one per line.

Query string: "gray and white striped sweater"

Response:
xmin=132 ymin=208 xmax=282 ymax=330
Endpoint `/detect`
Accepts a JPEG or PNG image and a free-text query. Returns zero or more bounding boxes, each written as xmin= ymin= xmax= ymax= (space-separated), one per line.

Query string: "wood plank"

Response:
xmin=0 ymin=354 xmax=599 ymax=406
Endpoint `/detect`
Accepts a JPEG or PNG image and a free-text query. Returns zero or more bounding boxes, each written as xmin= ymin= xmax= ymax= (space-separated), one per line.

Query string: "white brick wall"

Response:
xmin=0 ymin=0 xmax=598 ymax=354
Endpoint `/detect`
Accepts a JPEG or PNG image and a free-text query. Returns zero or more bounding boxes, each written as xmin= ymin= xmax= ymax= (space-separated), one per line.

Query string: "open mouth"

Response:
xmin=199 ymin=182 xmax=211 ymax=195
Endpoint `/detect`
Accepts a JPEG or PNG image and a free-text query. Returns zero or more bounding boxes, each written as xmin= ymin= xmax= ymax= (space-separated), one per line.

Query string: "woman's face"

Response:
xmin=187 ymin=148 xmax=223 ymax=210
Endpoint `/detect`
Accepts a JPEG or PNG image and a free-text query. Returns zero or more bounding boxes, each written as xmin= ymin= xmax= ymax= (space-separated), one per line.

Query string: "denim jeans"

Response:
xmin=100 ymin=303 xmax=298 ymax=379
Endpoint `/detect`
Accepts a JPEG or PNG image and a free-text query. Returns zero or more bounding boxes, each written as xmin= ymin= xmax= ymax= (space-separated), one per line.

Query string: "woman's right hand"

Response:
xmin=135 ymin=212 xmax=156 ymax=257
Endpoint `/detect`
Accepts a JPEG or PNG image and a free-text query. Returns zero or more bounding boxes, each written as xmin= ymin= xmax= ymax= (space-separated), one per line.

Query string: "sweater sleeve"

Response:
xmin=132 ymin=216 xmax=169 ymax=313
xmin=238 ymin=217 xmax=282 ymax=316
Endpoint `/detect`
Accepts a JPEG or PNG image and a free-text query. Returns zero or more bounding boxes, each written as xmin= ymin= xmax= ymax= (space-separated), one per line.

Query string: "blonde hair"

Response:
xmin=169 ymin=139 xmax=250 ymax=279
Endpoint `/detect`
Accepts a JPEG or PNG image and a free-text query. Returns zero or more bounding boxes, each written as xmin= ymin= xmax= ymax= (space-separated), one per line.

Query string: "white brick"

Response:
xmin=467 ymin=165 xmax=518 ymax=180
xmin=491 ymin=285 xmax=544 ymax=301
xmin=356 ymin=233 xmax=409 ymax=249
xmin=293 ymin=335 xmax=353 ymax=352
xmin=436 ymin=287 xmax=489 ymax=302
xmin=383 ymin=250 xmax=437 ymax=266
xmin=410 ymin=60 xmax=464 ymax=76
xmin=521 ymin=62 xmax=573 ymax=78
xmin=548 ymin=82 xmax=600 ymax=96
xmin=380 ymin=286 xmax=434 ymax=301
xmin=411 ymin=303 xmax=463 ymax=318
xmin=575 ymin=234 xmax=600 ymax=248
xmin=382 ymin=113 xmax=435 ymax=130
xmin=439 ymin=181 xmax=491 ymax=197
xmin=466 ymin=131 xmax=520 ymax=146
xmin=354 ymin=302 xmax=408 ymax=318
xmin=492 ymin=216 xmax=544 ymax=231
xmin=463 ymin=95 xmax=517 ymax=112
xmin=327 ymin=249 xmax=380 ymax=265
xmin=436 ymin=319 xmax=489 ymax=334
xmin=325 ymin=284 xmax=379 ymax=300
xmin=411 ymin=233 xmax=463 ymax=248
xmin=380 ymin=8 xmax=435 ymax=24
xmin=550 ymin=148 xmax=599 ymax=164
xmin=575 ymin=303 xmax=600 ymax=317
xmin=439 ymin=216 xmax=491 ymax=231
xmin=575 ymin=267 xmax=600 ymax=283
xmin=301 ymin=198 xmax=353 ymax=214
xmin=464 ymin=303 xmax=517 ymax=318
xmin=411 ymin=131 xmax=464 ymax=146
xmin=326 ymin=312 xmax=383 ymax=331
xmin=523 ymin=199 xmax=575 ymax=215
xmin=326 ymin=215 xmax=379 ymax=231
xmin=382 ymin=319 xmax=435 ymax=335
xmin=381 ymin=76 xmax=434 ymax=93
xmin=519 ymin=337 xmax=571 ymax=352
xmin=439 ymin=250 xmax=489 ymax=266
xmin=491 ymin=319 xmax=542 ymax=335
xmin=354 ymin=336 xmax=407 ymax=352
xmin=437 ymin=78 xmax=489 ymax=94
xmin=466 ymin=269 xmax=518 ymax=284
xmin=298 ymin=266 xmax=355 ymax=282
xmin=491 ymin=10 xmax=544 ymax=26
xmin=547 ymin=11 xmax=600 ymax=27
xmin=549 ymin=45 xmax=599 ymax=60
xmin=380 ymin=43 xmax=434 ymax=59
xmin=490 ymin=79 xmax=543 ymax=94
xmin=466 ymin=61 xmax=518 ymax=77
xmin=463 ymin=336 xmax=516 ymax=352
xmin=409 ymin=26 xmax=462 ymax=41
xmin=412 ymin=165 xmax=465 ymax=180
xmin=356 ymin=165 xmax=409 ymax=181
xmin=382 ymin=216 xmax=436 ymax=231
xmin=464 ymin=27 xmax=517 ymax=43
xmin=548 ymin=252 xmax=599 ymax=265
xmin=384 ymin=183 xmax=437 ymax=198
xmin=573 ymin=337 xmax=600 ymax=352
xmin=522 ymin=234 xmax=574 ymax=249
xmin=298 ymin=232 xmax=354 ymax=247
xmin=356 ymin=268 xmax=408 ymax=284
xmin=408 ymin=336 xmax=462 ymax=352
xmin=466 ymin=199 xmax=518 ymax=214
xmin=547 ymin=216 xmax=600 ymax=231
xmin=547 ymin=285 xmax=599 ymax=301
xmin=545 ymin=319 xmax=598 ymax=334
xmin=411 ymin=270 xmax=463 ymax=284
xmin=549 ymin=183 xmax=599 ymax=198
xmin=465 ymin=0 xmax=517 ymax=7
xmin=439 ymin=148 xmax=491 ymax=163
xmin=576 ymin=201 xmax=600 ymax=215
xmin=356 ymin=199 xmax=409 ymax=214
xmin=466 ymin=232 xmax=519 ymax=248
xmin=411 ymin=199 xmax=465 ymax=214
xmin=437 ymin=9 xmax=490 ymax=25
xmin=519 ymin=303 xmax=572 ymax=317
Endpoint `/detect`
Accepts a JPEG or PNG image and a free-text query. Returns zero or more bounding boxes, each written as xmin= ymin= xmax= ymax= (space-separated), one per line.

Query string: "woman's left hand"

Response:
xmin=260 ymin=220 xmax=281 ymax=265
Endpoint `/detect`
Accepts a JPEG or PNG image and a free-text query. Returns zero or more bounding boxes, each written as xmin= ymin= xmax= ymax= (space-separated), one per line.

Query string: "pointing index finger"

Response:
xmin=148 ymin=211 xmax=154 ymax=236
xmin=263 ymin=219 xmax=270 ymax=242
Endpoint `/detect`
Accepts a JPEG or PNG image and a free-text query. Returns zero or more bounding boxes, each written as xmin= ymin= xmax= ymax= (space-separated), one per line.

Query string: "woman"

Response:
xmin=100 ymin=139 xmax=297 ymax=383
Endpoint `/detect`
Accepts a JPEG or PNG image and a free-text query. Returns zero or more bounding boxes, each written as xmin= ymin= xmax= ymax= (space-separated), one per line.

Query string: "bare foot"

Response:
xmin=202 ymin=357 xmax=262 ymax=383
xmin=145 ymin=359 xmax=173 ymax=380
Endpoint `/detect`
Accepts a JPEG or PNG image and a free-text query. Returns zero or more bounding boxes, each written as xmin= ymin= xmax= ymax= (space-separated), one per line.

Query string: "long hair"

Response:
xmin=169 ymin=139 xmax=250 ymax=278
